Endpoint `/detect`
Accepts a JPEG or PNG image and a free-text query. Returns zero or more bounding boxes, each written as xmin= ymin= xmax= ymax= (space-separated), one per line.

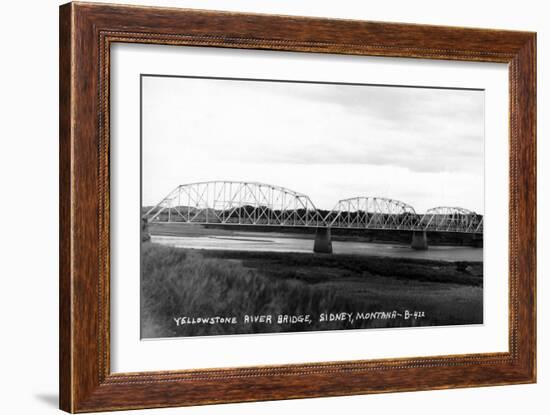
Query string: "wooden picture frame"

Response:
xmin=59 ymin=2 xmax=536 ymax=412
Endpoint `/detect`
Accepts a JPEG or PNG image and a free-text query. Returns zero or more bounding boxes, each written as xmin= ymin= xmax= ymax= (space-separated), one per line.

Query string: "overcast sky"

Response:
xmin=142 ymin=76 xmax=484 ymax=213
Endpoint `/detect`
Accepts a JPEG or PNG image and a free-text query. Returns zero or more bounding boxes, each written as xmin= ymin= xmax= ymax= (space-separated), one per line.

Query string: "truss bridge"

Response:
xmin=143 ymin=181 xmax=483 ymax=252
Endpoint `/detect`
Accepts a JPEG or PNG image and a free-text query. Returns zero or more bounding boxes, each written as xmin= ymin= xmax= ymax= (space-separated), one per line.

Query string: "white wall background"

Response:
xmin=0 ymin=1 xmax=546 ymax=414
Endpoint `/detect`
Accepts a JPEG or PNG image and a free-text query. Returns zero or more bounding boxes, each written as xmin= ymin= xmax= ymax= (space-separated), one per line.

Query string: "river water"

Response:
xmin=151 ymin=232 xmax=482 ymax=262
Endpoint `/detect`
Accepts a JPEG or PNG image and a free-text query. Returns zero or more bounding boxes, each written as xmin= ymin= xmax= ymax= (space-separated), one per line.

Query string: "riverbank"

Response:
xmin=147 ymin=222 xmax=483 ymax=247
xmin=141 ymin=243 xmax=483 ymax=338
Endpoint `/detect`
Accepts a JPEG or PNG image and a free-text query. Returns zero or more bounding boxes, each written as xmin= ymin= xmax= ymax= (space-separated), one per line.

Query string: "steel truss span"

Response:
xmin=144 ymin=181 xmax=483 ymax=234
xmin=144 ymin=181 xmax=325 ymax=227
xmin=326 ymin=197 xmax=418 ymax=230
xmin=418 ymin=206 xmax=484 ymax=234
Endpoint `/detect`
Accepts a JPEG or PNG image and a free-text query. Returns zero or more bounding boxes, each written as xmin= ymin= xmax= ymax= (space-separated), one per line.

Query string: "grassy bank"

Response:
xmin=141 ymin=243 xmax=483 ymax=338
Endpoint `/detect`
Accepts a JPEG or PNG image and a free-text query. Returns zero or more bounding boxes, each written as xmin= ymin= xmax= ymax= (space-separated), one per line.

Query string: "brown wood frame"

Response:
xmin=59 ymin=2 xmax=536 ymax=412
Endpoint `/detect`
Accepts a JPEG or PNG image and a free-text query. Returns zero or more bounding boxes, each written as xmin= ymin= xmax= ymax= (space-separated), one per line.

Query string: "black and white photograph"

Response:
xmin=140 ymin=74 xmax=484 ymax=339
xmin=3 ymin=0 xmax=545 ymax=413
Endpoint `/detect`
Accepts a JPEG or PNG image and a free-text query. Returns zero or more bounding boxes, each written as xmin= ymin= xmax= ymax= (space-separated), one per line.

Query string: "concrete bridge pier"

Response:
xmin=411 ymin=230 xmax=428 ymax=250
xmin=314 ymin=227 xmax=333 ymax=254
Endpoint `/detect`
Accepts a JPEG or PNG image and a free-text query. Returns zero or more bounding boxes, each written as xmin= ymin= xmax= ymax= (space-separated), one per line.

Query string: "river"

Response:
xmin=150 ymin=232 xmax=482 ymax=262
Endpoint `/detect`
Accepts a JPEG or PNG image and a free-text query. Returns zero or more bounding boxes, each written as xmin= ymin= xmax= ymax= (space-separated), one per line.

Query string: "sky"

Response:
xmin=141 ymin=76 xmax=484 ymax=213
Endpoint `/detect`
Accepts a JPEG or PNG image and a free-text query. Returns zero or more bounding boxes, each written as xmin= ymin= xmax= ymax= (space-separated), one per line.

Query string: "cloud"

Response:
xmin=142 ymin=76 xmax=484 ymax=212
